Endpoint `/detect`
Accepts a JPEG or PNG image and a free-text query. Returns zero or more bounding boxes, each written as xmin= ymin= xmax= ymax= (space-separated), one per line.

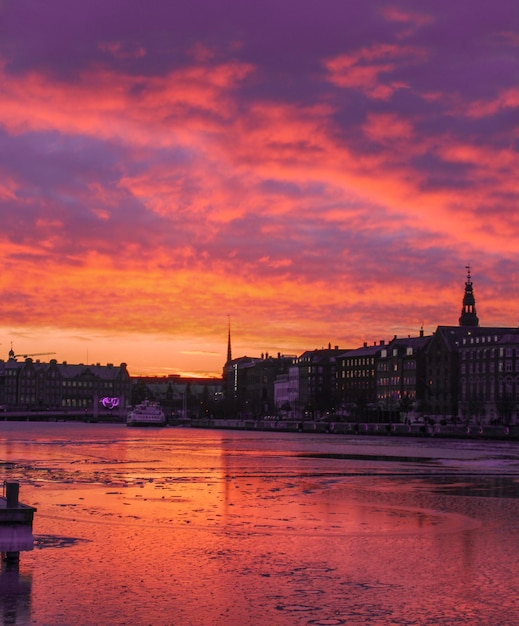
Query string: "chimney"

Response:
xmin=5 ymin=482 xmax=19 ymax=507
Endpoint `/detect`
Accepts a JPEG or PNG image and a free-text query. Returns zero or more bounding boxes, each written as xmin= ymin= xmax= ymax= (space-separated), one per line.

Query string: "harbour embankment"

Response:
xmin=1 ymin=410 xmax=517 ymax=440
xmin=190 ymin=417 xmax=518 ymax=440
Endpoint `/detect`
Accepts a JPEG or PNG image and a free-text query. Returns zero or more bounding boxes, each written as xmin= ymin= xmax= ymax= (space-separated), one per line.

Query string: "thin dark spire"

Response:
xmin=227 ymin=316 xmax=232 ymax=362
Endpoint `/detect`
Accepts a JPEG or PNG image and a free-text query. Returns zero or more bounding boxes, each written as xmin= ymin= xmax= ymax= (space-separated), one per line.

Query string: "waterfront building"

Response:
xmin=222 ymin=267 xmax=519 ymax=425
xmin=423 ymin=326 xmax=470 ymax=419
xmin=458 ymin=329 xmax=519 ymax=425
xmin=376 ymin=331 xmax=431 ymax=420
xmin=273 ymin=366 xmax=300 ymax=418
xmin=222 ymin=353 xmax=295 ymax=418
xmin=422 ymin=324 xmax=519 ymax=426
xmin=421 ymin=268 xmax=481 ymax=419
xmin=293 ymin=346 xmax=345 ymax=418
xmin=131 ymin=375 xmax=223 ymax=419
xmin=0 ymin=356 xmax=131 ymax=417
xmin=336 ymin=341 xmax=383 ymax=418
xmin=422 ymin=270 xmax=519 ymax=424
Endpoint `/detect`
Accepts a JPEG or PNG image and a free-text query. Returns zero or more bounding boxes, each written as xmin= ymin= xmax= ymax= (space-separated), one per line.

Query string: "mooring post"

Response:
xmin=5 ymin=482 xmax=20 ymax=508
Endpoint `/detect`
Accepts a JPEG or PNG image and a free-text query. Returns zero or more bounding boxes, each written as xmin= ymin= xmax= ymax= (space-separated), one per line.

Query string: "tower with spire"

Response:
xmin=226 ymin=316 xmax=232 ymax=363
xmin=459 ymin=265 xmax=479 ymax=327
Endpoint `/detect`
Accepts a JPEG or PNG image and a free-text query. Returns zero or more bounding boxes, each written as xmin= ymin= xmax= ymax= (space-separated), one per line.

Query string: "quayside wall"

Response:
xmin=1 ymin=412 xmax=517 ymax=440
xmin=190 ymin=418 xmax=518 ymax=440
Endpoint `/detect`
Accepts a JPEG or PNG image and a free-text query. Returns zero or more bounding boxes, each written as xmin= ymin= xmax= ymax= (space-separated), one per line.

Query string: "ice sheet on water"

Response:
xmin=2 ymin=424 xmax=519 ymax=625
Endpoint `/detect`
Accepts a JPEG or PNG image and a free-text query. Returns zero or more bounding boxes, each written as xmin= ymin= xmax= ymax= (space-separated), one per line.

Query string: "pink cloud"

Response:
xmin=466 ymin=87 xmax=519 ymax=118
xmin=0 ymin=176 xmax=18 ymax=200
xmin=324 ymin=43 xmax=424 ymax=99
xmin=381 ymin=5 xmax=434 ymax=39
xmin=1 ymin=58 xmax=514 ymax=273
xmin=98 ymin=41 xmax=147 ymax=60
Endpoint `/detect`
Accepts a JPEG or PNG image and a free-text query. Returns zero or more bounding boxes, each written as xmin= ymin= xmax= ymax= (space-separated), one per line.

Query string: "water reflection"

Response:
xmin=0 ymin=423 xmax=518 ymax=625
xmin=0 ymin=526 xmax=34 ymax=626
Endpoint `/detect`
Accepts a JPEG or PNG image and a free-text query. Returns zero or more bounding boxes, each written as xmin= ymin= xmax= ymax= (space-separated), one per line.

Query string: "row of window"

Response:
xmin=461 ymin=385 xmax=519 ymax=400
xmin=376 ymin=390 xmax=417 ymax=400
xmin=62 ymin=380 xmax=117 ymax=388
xmin=5 ymin=379 xmax=120 ymax=389
xmin=62 ymin=398 xmax=91 ymax=407
xmin=462 ymin=336 xmax=503 ymax=345
xmin=339 ymin=382 xmax=372 ymax=389
xmin=461 ymin=361 xmax=518 ymax=374
xmin=460 ymin=377 xmax=519 ymax=398
xmin=341 ymin=358 xmax=375 ymax=367
xmin=461 ymin=348 xmax=517 ymax=359
xmin=15 ymin=383 xmax=119 ymax=390
xmin=377 ymin=376 xmax=417 ymax=387
xmin=339 ymin=370 xmax=375 ymax=378
xmin=381 ymin=348 xmax=415 ymax=358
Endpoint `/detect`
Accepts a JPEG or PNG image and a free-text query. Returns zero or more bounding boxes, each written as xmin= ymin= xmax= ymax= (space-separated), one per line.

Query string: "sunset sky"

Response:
xmin=1 ymin=1 xmax=518 ymax=377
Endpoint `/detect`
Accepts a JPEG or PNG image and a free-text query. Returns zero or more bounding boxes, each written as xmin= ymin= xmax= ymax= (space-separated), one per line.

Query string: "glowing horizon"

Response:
xmin=1 ymin=1 xmax=517 ymax=377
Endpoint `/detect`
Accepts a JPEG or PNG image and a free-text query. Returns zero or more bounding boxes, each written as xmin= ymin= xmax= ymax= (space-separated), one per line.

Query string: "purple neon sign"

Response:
xmin=101 ymin=397 xmax=120 ymax=409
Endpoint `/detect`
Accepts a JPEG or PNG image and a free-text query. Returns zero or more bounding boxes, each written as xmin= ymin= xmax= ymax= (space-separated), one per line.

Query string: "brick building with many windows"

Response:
xmin=458 ymin=330 xmax=519 ymax=425
xmin=0 ymin=354 xmax=131 ymax=418
xmin=376 ymin=331 xmax=431 ymax=419
xmin=336 ymin=341 xmax=383 ymax=417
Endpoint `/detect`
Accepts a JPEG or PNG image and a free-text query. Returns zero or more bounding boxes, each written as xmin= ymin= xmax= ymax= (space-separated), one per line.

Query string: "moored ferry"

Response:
xmin=127 ymin=400 xmax=167 ymax=427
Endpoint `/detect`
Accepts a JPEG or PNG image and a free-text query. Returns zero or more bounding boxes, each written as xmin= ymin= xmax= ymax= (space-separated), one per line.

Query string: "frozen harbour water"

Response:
xmin=0 ymin=422 xmax=518 ymax=625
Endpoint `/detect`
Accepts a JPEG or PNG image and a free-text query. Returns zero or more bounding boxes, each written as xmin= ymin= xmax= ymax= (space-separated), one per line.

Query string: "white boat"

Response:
xmin=127 ymin=400 xmax=167 ymax=427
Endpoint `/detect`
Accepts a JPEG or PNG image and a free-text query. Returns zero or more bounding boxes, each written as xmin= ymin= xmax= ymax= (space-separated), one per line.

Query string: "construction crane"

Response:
xmin=15 ymin=352 xmax=56 ymax=359
xmin=8 ymin=344 xmax=56 ymax=360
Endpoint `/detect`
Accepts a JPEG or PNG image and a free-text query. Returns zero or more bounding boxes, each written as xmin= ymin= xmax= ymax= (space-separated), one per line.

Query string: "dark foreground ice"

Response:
xmin=0 ymin=422 xmax=518 ymax=625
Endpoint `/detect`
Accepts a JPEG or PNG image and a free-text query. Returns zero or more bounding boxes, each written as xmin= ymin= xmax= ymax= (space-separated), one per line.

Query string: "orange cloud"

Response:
xmin=0 ymin=59 xmax=253 ymax=142
xmin=362 ymin=112 xmax=415 ymax=143
xmin=0 ymin=47 xmax=517 ymax=376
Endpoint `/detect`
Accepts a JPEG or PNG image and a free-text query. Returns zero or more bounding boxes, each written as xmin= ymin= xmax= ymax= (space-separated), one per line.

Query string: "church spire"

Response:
xmin=226 ymin=316 xmax=232 ymax=363
xmin=459 ymin=265 xmax=479 ymax=327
